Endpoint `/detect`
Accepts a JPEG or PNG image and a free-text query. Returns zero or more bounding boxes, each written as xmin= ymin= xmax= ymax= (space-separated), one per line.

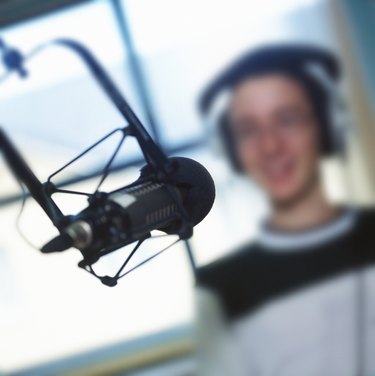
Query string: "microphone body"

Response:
xmin=43 ymin=181 xmax=185 ymax=254
xmin=41 ymin=157 xmax=215 ymax=264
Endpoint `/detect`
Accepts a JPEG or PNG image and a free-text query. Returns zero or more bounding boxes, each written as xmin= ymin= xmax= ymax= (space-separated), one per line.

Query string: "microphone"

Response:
xmin=41 ymin=157 xmax=215 ymax=260
xmin=0 ymin=39 xmax=215 ymax=284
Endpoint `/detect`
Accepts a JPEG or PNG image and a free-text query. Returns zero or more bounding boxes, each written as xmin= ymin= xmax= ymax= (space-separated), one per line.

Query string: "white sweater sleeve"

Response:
xmin=195 ymin=287 xmax=247 ymax=376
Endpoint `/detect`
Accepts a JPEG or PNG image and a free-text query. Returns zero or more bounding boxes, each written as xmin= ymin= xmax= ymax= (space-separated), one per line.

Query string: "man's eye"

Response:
xmin=234 ymin=126 xmax=257 ymax=140
xmin=278 ymin=113 xmax=301 ymax=126
xmin=233 ymin=122 xmax=258 ymax=136
xmin=278 ymin=110 xmax=312 ymax=128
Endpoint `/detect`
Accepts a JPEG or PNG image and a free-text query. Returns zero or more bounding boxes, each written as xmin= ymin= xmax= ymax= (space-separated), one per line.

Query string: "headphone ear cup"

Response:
xmin=323 ymin=99 xmax=348 ymax=158
xmin=318 ymin=104 xmax=335 ymax=156
xmin=218 ymin=112 xmax=244 ymax=173
xmin=314 ymin=92 xmax=341 ymax=157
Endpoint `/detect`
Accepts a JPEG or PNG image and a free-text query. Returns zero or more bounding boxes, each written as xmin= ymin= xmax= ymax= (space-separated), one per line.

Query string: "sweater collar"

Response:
xmin=258 ymin=208 xmax=358 ymax=251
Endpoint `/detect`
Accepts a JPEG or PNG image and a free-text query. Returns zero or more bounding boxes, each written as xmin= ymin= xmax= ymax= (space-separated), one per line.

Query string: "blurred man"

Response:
xmin=196 ymin=45 xmax=375 ymax=376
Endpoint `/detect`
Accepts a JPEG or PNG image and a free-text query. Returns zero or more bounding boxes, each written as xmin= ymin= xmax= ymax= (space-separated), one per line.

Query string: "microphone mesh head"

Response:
xmin=164 ymin=157 xmax=216 ymax=226
xmin=140 ymin=157 xmax=216 ymax=229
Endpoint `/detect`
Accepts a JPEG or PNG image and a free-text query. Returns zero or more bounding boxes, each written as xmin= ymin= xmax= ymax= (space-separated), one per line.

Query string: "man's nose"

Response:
xmin=259 ymin=129 xmax=281 ymax=155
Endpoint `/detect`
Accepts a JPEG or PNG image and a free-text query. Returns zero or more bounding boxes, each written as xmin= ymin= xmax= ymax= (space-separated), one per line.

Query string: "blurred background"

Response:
xmin=0 ymin=0 xmax=375 ymax=374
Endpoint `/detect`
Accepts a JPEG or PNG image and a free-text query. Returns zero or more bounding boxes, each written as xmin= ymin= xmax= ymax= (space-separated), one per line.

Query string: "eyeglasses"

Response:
xmin=230 ymin=110 xmax=315 ymax=149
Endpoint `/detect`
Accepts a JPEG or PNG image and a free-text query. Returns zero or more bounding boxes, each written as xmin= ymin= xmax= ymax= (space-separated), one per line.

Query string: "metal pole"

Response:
xmin=110 ymin=0 xmax=162 ymax=145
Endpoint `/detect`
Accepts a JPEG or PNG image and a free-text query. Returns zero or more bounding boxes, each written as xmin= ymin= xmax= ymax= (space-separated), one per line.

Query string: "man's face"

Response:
xmin=228 ymin=74 xmax=321 ymax=206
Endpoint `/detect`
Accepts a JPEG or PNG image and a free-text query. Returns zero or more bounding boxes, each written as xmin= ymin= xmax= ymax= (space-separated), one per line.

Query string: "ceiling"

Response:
xmin=0 ymin=0 xmax=91 ymax=28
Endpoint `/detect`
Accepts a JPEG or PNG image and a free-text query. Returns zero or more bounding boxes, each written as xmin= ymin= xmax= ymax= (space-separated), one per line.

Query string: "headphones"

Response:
xmin=199 ymin=44 xmax=344 ymax=173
